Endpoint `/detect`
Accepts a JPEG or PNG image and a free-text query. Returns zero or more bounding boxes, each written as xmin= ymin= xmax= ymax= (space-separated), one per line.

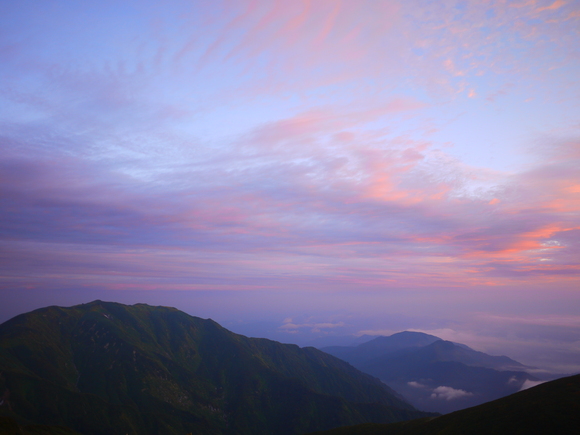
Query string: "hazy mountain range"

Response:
xmin=322 ymin=331 xmax=541 ymax=413
xmin=0 ymin=301 xmax=431 ymax=435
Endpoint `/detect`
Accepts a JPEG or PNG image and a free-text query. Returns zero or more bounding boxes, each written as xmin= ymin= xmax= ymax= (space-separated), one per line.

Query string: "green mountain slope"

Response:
xmin=306 ymin=373 xmax=580 ymax=435
xmin=0 ymin=301 xmax=431 ymax=435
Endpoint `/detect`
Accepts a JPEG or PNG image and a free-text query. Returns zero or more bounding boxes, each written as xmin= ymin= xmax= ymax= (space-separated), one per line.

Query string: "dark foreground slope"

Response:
xmin=0 ymin=416 xmax=81 ymax=435
xmin=0 ymin=301 xmax=430 ymax=435
xmin=307 ymin=373 xmax=580 ymax=435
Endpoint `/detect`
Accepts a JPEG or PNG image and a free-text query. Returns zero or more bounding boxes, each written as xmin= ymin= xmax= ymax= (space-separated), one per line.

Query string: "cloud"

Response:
xmin=1 ymin=1 xmax=579 ymax=376
xmin=279 ymin=318 xmax=346 ymax=333
xmin=430 ymin=386 xmax=473 ymax=400
xmin=2 ymin=114 xmax=579 ymax=295
xmin=519 ymin=380 xmax=546 ymax=391
xmin=536 ymin=1 xmax=567 ymax=13
xmin=409 ymin=316 xmax=580 ymax=374
xmin=408 ymin=381 xmax=427 ymax=389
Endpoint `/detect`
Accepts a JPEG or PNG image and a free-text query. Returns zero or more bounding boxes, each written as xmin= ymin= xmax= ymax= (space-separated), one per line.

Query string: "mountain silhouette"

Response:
xmin=322 ymin=332 xmax=537 ymax=413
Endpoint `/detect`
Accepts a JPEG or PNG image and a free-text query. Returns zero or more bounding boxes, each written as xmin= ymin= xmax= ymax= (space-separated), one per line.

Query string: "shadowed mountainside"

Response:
xmin=0 ymin=416 xmax=81 ymax=435
xmin=306 ymin=373 xmax=580 ymax=435
xmin=0 ymin=301 xmax=432 ymax=435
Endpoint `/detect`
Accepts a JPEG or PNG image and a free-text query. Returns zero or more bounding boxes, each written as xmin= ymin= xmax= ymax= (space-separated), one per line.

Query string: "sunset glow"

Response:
xmin=1 ymin=0 xmax=579 ymax=372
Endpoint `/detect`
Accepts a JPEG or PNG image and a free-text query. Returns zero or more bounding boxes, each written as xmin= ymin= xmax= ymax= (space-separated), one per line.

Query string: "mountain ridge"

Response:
xmin=0 ymin=301 xmax=431 ymax=435
xmin=321 ymin=331 xmax=538 ymax=413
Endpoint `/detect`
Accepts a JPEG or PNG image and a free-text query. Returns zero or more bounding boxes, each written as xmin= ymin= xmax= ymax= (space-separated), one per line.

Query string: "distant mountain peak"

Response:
xmin=357 ymin=331 xmax=442 ymax=351
xmin=322 ymin=331 xmax=536 ymax=414
xmin=390 ymin=331 xmax=441 ymax=339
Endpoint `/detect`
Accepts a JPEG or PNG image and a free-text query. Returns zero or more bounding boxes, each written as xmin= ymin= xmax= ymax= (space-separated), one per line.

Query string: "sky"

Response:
xmin=1 ymin=0 xmax=579 ymax=373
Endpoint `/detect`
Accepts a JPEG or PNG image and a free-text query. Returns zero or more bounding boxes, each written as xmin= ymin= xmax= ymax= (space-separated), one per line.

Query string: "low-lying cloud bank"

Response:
xmin=519 ymin=379 xmax=546 ymax=391
xmin=430 ymin=386 xmax=473 ymax=401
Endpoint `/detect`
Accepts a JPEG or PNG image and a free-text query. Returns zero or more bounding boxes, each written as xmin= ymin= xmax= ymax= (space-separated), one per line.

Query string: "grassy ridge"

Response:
xmin=0 ymin=301 xmax=431 ymax=435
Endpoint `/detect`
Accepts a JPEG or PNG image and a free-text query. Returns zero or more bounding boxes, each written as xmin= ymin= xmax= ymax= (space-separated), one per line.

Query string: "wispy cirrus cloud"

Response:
xmin=1 ymin=109 xmax=579 ymax=291
xmin=0 ymin=0 xmax=579 ymax=370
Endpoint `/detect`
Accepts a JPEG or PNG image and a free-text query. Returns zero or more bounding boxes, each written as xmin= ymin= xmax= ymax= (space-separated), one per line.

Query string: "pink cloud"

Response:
xmin=536 ymin=0 xmax=567 ymax=12
xmin=4 ymin=123 xmax=579 ymax=292
xmin=1 ymin=0 xmax=579 ymax=308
